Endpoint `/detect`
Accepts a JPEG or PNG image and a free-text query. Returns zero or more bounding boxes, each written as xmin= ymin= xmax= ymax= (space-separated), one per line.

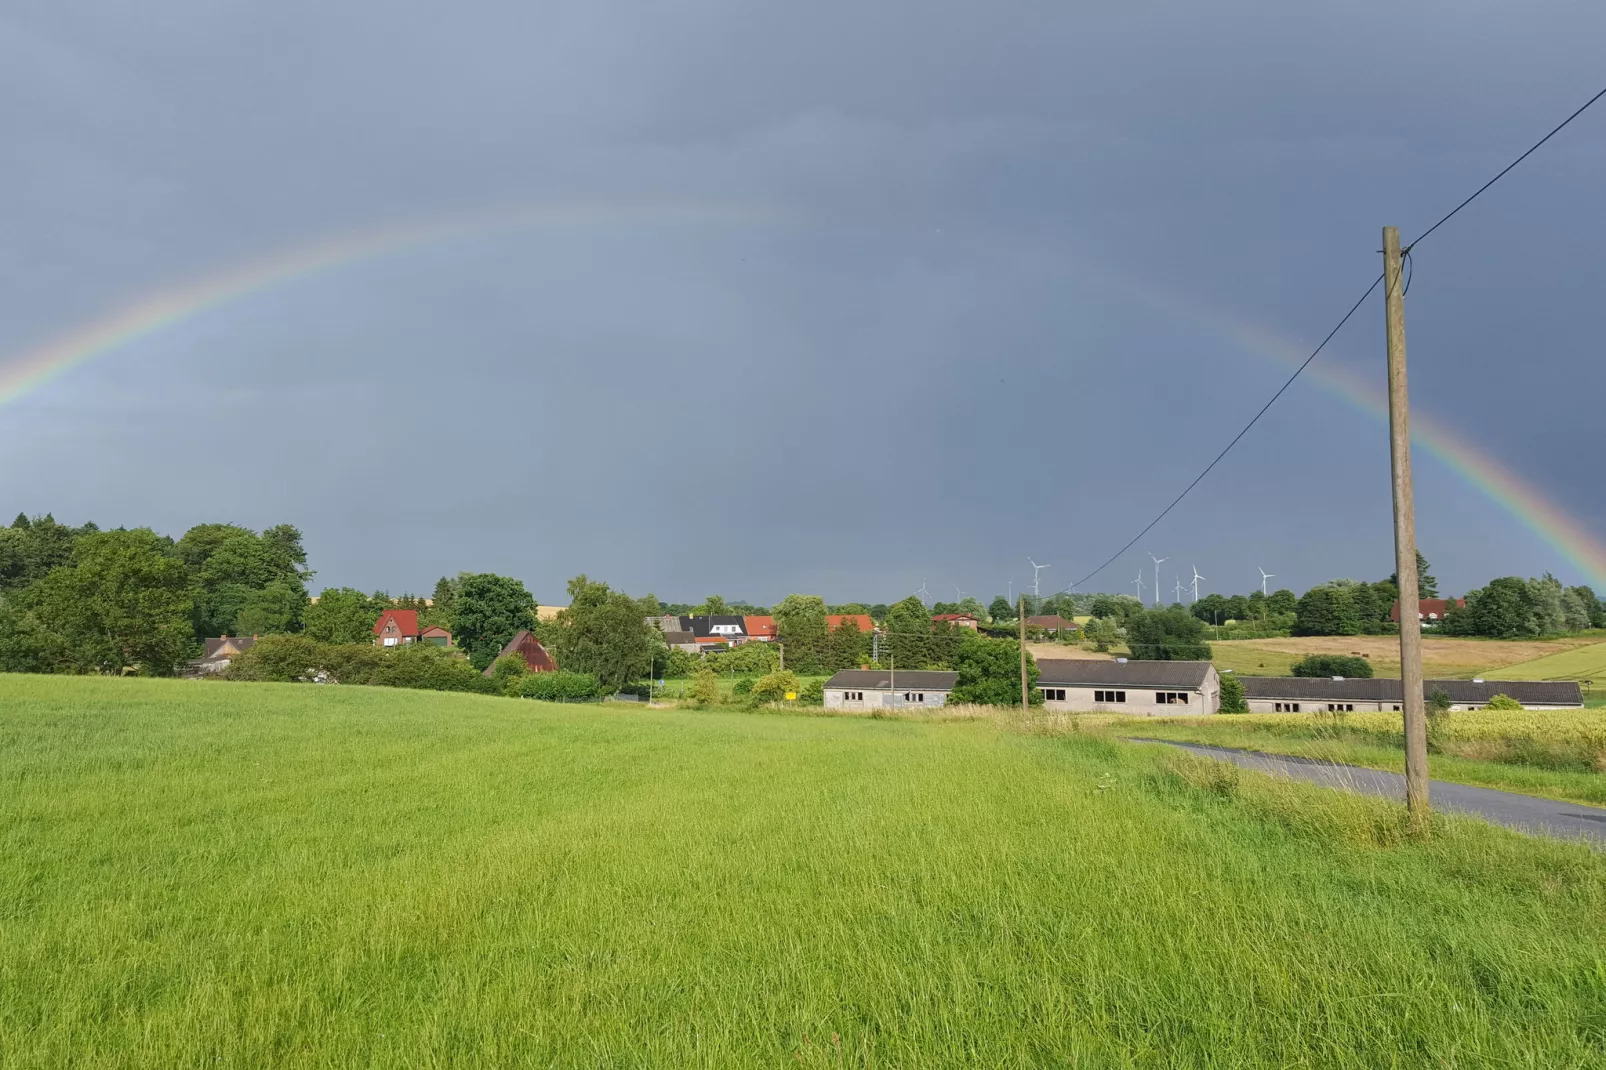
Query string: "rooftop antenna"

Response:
xmin=1258 ymin=567 xmax=1275 ymax=597
xmin=1191 ymin=565 xmax=1205 ymax=603
xmin=1131 ymin=570 xmax=1145 ymax=601
xmin=1028 ymin=557 xmax=1050 ymax=598
xmin=1148 ymin=553 xmax=1169 ymax=608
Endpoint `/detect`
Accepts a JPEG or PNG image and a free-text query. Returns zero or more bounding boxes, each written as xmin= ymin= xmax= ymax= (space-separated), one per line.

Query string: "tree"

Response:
xmin=1191 ymin=593 xmax=1228 ymax=624
xmin=1389 ymin=551 xmax=1438 ymax=599
xmin=233 ymin=580 xmax=305 ymax=636
xmin=957 ymin=596 xmax=987 ymax=618
xmin=750 ymin=670 xmax=801 ymax=706
xmin=1527 ymin=574 xmax=1566 ymax=635
xmin=1572 ymin=585 xmax=1606 ymax=629
xmin=1484 ymin=693 xmax=1523 ymax=711
xmin=1081 ymin=616 xmax=1122 ymax=652
xmin=176 ymin=523 xmax=310 ymax=638
xmin=694 ymin=595 xmax=730 ymax=616
xmin=451 ymin=572 xmax=539 ymax=669
xmin=638 ymin=592 xmax=664 ymax=618
xmin=0 ymin=513 xmax=88 ymax=594
xmin=1293 ymin=586 xmax=1360 ymax=637
xmin=1291 ymin=654 xmax=1374 ymax=679
xmin=885 ymin=595 xmax=936 ymax=667
xmin=1446 ymin=577 xmax=1536 ymax=639
xmin=1222 ymin=595 xmax=1251 ymax=622
xmin=988 ymin=595 xmax=1014 ymax=622
xmin=773 ymin=594 xmax=829 ymax=672
xmin=948 ymin=633 xmax=1041 ymax=706
xmin=21 ymin=528 xmax=194 ymax=675
xmin=488 ymin=652 xmax=530 ymax=696
xmin=303 ymin=587 xmax=383 ymax=645
xmin=1266 ymin=588 xmax=1298 ymax=616
xmin=687 ymin=666 xmax=719 ymax=708
xmin=550 ymin=575 xmax=653 ymax=690
xmin=1218 ymin=673 xmax=1248 ymax=713
xmin=1123 ymin=609 xmax=1211 ymax=661
xmin=1561 ymin=587 xmax=1594 ymax=632
xmin=824 ymin=615 xmax=868 ymax=671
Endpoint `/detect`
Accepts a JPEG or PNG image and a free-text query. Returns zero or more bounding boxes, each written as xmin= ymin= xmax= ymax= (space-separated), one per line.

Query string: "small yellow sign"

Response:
xmin=785 ymin=692 xmax=797 ymax=701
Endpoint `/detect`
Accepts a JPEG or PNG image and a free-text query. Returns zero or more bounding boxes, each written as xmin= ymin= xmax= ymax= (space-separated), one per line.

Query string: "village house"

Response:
xmin=1035 ymin=659 xmax=1221 ymax=715
xmin=823 ymin=669 xmax=956 ymax=711
xmin=743 ymin=615 xmax=778 ymax=641
xmin=419 ymin=625 xmax=453 ymax=647
xmin=373 ymin=609 xmax=420 ymax=646
xmin=687 ymin=615 xmax=748 ymax=646
xmin=484 ymin=630 xmax=558 ymax=675
xmin=1390 ymin=598 xmax=1466 ymax=624
xmin=1239 ymin=676 xmax=1582 ymax=712
xmin=932 ymin=613 xmax=980 ymax=630
xmin=187 ymin=636 xmax=257 ymax=675
xmin=1027 ymin=615 xmax=1078 ymax=635
xmin=827 ymin=614 xmax=876 ymax=634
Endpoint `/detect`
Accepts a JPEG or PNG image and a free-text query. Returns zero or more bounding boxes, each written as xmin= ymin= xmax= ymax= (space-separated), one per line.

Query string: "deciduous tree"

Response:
xmin=550 ymin=575 xmax=653 ymax=690
xmin=451 ymin=572 xmax=539 ymax=669
xmin=1123 ymin=608 xmax=1211 ymax=661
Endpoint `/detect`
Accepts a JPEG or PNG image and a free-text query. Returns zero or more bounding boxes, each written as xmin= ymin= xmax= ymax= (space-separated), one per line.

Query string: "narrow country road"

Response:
xmin=1130 ymin=738 xmax=1606 ymax=846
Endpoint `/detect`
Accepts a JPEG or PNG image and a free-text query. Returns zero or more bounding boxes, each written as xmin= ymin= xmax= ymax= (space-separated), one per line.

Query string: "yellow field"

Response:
xmin=1207 ymin=635 xmax=1597 ymax=679
xmin=1486 ymin=641 xmax=1606 ymax=682
xmin=1199 ymin=708 xmax=1606 ymax=747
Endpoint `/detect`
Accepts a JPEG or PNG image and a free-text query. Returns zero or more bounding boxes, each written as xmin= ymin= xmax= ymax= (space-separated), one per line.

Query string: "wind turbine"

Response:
xmin=1258 ymin=567 xmax=1275 ymax=597
xmin=1191 ymin=565 xmax=1205 ymax=603
xmin=915 ymin=579 xmax=931 ymax=601
xmin=1131 ymin=570 xmax=1145 ymax=602
xmin=1028 ymin=557 xmax=1050 ymax=598
xmin=1148 ymin=553 xmax=1169 ymax=608
xmin=1173 ymin=578 xmax=1186 ymax=604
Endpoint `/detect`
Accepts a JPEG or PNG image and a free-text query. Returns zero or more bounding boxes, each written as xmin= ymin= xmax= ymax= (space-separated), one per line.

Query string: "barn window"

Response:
xmin=1041 ymin=688 xmax=1066 ymax=701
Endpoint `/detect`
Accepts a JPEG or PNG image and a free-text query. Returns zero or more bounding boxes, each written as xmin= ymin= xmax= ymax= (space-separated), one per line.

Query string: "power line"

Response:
xmin=1071 ymin=82 xmax=1606 ymax=591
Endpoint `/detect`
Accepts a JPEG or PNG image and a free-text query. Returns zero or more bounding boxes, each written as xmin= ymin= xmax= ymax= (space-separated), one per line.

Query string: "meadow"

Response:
xmin=1205 ymin=634 xmax=1599 ymax=679
xmin=3 ymin=675 xmax=1606 ymax=1067
xmin=1116 ymin=707 xmax=1606 ymax=805
xmin=1489 ymin=639 xmax=1606 ymax=683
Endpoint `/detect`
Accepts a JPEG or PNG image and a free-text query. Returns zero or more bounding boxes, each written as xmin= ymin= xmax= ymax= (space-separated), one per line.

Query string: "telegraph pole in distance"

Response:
xmin=1018 ymin=595 xmax=1029 ymax=711
xmin=1383 ymin=225 xmax=1429 ymax=824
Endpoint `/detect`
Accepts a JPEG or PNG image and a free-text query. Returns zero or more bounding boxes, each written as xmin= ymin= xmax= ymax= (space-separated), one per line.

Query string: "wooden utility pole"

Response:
xmin=1019 ymin=595 xmax=1029 ymax=711
xmin=1383 ymin=225 xmax=1430 ymax=823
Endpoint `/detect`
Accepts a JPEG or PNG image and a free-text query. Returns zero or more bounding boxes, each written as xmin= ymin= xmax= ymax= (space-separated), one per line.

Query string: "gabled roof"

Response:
xmin=827 ymin=614 xmax=875 ymax=633
xmin=1035 ymin=659 xmax=1214 ymax=688
xmin=373 ymin=609 xmax=420 ymax=637
xmin=661 ymin=630 xmax=697 ymax=646
xmin=485 ymin=630 xmax=558 ymax=675
xmin=203 ymin=636 xmax=257 ymax=658
xmin=1027 ymin=615 xmax=1076 ymax=629
xmin=744 ymin=615 xmax=777 ymax=638
xmin=687 ymin=615 xmax=747 ymax=638
xmin=824 ymin=669 xmax=957 ymax=691
xmin=1239 ymin=677 xmax=1582 ymax=706
xmin=420 ymin=625 xmax=452 ymax=638
xmin=932 ymin=613 xmax=977 ymax=623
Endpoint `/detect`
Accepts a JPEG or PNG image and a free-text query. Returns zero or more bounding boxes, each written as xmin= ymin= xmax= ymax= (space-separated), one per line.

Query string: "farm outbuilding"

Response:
xmin=823 ymin=669 xmax=956 ymax=711
xmin=1035 ymin=659 xmax=1220 ymax=715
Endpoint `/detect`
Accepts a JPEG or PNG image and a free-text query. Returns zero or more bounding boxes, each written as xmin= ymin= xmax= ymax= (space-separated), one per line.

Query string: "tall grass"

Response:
xmin=2 ymin=675 xmax=1605 ymax=1067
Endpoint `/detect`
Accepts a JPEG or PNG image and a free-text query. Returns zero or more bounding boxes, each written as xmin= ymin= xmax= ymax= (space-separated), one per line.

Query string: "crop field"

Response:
xmin=3 ymin=676 xmax=1606 ymax=1067
xmin=1119 ymin=708 xmax=1606 ymax=805
xmin=1488 ymin=640 xmax=1606 ymax=683
xmin=1207 ymin=634 xmax=1597 ymax=679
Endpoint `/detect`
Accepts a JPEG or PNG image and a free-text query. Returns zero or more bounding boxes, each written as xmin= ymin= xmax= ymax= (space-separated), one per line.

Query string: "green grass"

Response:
xmin=1489 ymin=639 xmax=1606 ymax=682
xmin=3 ymin=676 xmax=1606 ymax=1067
xmin=1112 ymin=716 xmax=1606 ymax=807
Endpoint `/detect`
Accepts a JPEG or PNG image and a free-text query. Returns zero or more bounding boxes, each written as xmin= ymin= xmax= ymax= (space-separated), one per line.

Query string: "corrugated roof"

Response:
xmin=1035 ymin=659 xmax=1214 ymax=688
xmin=1240 ymin=677 xmax=1583 ymax=705
xmin=823 ymin=669 xmax=957 ymax=690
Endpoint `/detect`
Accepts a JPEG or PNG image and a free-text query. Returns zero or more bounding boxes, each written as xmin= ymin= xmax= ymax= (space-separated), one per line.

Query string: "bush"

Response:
xmin=686 ymin=667 xmax=719 ymax=708
xmin=519 ymin=670 xmax=600 ymax=702
xmin=488 ymin=653 xmax=530 ymax=696
xmin=799 ymin=679 xmax=825 ymax=706
xmin=225 ymin=636 xmax=495 ymax=694
xmin=1218 ymin=673 xmax=1248 ymax=713
xmin=1483 ymin=693 xmax=1524 ymax=711
xmin=1290 ymin=654 xmax=1374 ymax=679
xmin=732 ymin=677 xmax=754 ymax=696
xmin=750 ymin=670 xmax=800 ymax=706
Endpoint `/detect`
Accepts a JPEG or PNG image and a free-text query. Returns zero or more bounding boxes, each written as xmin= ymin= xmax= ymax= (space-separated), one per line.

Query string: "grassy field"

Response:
xmin=1113 ymin=708 xmax=1606 ymax=806
xmin=1207 ymin=634 xmax=1598 ymax=679
xmin=1488 ymin=639 xmax=1606 ymax=683
xmin=4 ymin=677 xmax=1606 ymax=1067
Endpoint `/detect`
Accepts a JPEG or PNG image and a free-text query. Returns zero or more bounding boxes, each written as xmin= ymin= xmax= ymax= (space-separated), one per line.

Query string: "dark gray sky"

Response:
xmin=3 ymin=2 xmax=1603 ymax=605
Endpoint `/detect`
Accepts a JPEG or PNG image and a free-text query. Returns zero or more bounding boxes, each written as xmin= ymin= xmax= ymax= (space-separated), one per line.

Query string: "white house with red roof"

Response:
xmin=374 ymin=609 xmax=421 ymax=646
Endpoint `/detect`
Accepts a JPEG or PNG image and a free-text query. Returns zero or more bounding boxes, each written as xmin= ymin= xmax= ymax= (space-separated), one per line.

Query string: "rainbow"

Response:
xmin=0 ymin=199 xmax=769 ymax=407
xmin=1 ymin=208 xmax=1602 ymax=588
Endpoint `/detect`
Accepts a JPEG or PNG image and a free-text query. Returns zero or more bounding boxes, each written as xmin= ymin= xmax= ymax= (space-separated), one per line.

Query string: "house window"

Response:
xmin=844 ymin=690 xmax=864 ymax=701
xmin=1042 ymin=688 xmax=1066 ymax=701
xmin=1155 ymin=692 xmax=1190 ymax=705
xmin=383 ymin=637 xmax=398 ymax=647
xmin=1392 ymin=705 xmax=1400 ymax=711
xmin=1094 ymin=690 xmax=1127 ymax=703
xmin=904 ymin=692 xmax=925 ymax=703
xmin=1278 ymin=702 xmax=1302 ymax=712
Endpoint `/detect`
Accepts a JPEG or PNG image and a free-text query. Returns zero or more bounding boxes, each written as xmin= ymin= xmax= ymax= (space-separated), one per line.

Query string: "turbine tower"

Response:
xmin=1258 ymin=567 xmax=1275 ymax=597
xmin=916 ymin=579 xmax=931 ymax=600
xmin=1132 ymin=570 xmax=1145 ymax=602
xmin=1028 ymin=557 xmax=1050 ymax=598
xmin=954 ymin=585 xmax=966 ymax=603
xmin=1173 ymin=578 xmax=1186 ymax=604
xmin=1148 ymin=553 xmax=1169 ymax=608
xmin=1191 ymin=565 xmax=1205 ymax=603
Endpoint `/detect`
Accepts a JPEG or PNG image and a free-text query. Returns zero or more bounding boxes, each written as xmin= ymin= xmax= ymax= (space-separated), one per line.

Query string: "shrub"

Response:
xmin=732 ymin=677 xmax=754 ymax=696
xmin=1483 ymin=693 xmax=1523 ymax=711
xmin=799 ymin=679 xmax=825 ymax=706
xmin=686 ymin=667 xmax=719 ymax=708
xmin=1290 ymin=654 xmax=1374 ymax=679
xmin=750 ymin=670 xmax=800 ymax=706
xmin=225 ymin=636 xmax=495 ymax=694
xmin=488 ymin=653 xmax=530 ymax=696
xmin=1218 ymin=673 xmax=1248 ymax=713
xmin=519 ymin=670 xmax=600 ymax=702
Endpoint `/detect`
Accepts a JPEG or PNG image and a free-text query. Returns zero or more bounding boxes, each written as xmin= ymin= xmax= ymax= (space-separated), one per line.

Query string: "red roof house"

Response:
xmin=485 ymin=630 xmax=558 ymax=675
xmin=743 ymin=615 xmax=778 ymax=641
xmin=827 ymin=614 xmax=876 ymax=633
xmin=374 ymin=609 xmax=421 ymax=646
xmin=1390 ymin=598 xmax=1466 ymax=623
xmin=932 ymin=613 xmax=980 ymax=629
xmin=1027 ymin=615 xmax=1078 ymax=634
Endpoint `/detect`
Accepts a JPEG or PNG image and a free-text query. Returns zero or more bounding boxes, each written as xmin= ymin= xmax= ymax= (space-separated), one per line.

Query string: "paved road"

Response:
xmin=1129 ymin=738 xmax=1606 ymax=846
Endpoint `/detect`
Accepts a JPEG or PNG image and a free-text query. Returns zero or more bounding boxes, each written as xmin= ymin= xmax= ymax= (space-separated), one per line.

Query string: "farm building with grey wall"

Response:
xmin=823 ymin=669 xmax=956 ymax=711
xmin=1240 ymin=677 xmax=1583 ymax=713
xmin=1035 ymin=659 xmax=1220 ymax=715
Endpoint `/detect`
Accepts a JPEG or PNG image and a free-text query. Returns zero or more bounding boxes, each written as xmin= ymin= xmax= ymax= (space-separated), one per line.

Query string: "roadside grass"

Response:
xmin=4 ymin=676 xmax=1606 ymax=1067
xmin=1207 ymin=634 xmax=1596 ymax=680
xmin=1109 ymin=709 xmax=1606 ymax=806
